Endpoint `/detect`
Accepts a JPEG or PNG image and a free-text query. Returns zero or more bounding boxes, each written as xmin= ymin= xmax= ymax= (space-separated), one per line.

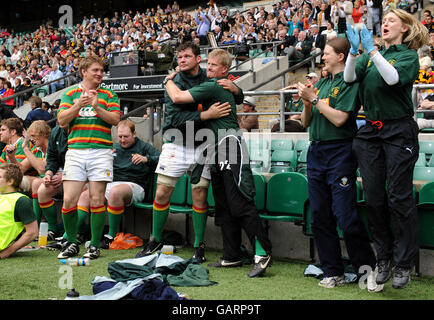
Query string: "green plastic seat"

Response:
xmin=269 ymin=166 xmax=294 ymax=173
xmin=270 ymin=149 xmax=297 ymax=168
xmin=270 ymin=139 xmax=293 ymax=152
xmin=419 ymin=141 xmax=434 ymax=162
xmin=253 ymin=173 xmax=266 ymax=212
xmin=413 ymin=167 xmax=434 ymax=181
xmin=417 ymin=181 xmax=434 ymax=249
xmin=259 ymin=172 xmax=308 ymax=223
xmin=169 ymin=175 xmax=191 ymax=214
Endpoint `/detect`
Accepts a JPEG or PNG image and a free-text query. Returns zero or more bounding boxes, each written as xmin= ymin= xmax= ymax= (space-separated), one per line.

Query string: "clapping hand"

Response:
xmin=346 ymin=22 xmax=360 ymax=56
xmin=360 ymin=25 xmax=375 ymax=54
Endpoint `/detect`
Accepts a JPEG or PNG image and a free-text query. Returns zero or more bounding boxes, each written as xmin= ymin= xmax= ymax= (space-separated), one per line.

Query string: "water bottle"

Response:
xmin=123 ymin=106 xmax=128 ymax=115
xmin=38 ymin=222 xmax=48 ymax=246
xmin=161 ymin=245 xmax=175 ymax=254
xmin=59 ymin=258 xmax=90 ymax=266
xmin=64 ymin=288 xmax=80 ymax=300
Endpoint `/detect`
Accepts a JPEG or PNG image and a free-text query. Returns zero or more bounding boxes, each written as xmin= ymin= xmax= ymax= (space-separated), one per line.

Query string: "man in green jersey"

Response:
xmin=163 ymin=49 xmax=272 ymax=278
xmin=57 ymin=56 xmax=121 ymax=260
xmin=135 ymin=42 xmax=240 ymax=263
xmin=0 ymin=163 xmax=37 ymax=258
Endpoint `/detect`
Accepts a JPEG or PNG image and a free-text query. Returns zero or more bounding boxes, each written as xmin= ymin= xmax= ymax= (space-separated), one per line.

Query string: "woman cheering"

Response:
xmin=297 ymin=38 xmax=380 ymax=291
xmin=344 ymin=9 xmax=429 ymax=289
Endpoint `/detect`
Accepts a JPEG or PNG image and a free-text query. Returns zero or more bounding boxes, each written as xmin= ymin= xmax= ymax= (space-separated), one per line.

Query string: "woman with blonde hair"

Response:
xmin=344 ymin=9 xmax=429 ymax=289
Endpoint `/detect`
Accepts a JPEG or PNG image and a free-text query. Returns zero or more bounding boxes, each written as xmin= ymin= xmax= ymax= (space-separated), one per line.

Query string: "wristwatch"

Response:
xmin=162 ymin=77 xmax=171 ymax=86
xmin=311 ymin=97 xmax=319 ymax=105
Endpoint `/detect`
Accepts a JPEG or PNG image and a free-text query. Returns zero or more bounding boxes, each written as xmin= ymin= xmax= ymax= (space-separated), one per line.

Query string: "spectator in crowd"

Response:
xmin=345 ymin=10 xmax=429 ymax=289
xmin=271 ymin=85 xmax=305 ymax=132
xmin=0 ymin=163 xmax=37 ymax=259
xmin=306 ymin=72 xmax=320 ymax=86
xmin=238 ymin=96 xmax=259 ymax=132
xmin=1 ymin=81 xmax=15 ymax=109
xmin=321 ymin=22 xmax=338 ymax=41
xmin=309 ymin=24 xmax=326 ymax=65
xmin=287 ymin=31 xmax=313 ymax=61
xmin=75 ymin=119 xmax=161 ymax=249
xmin=417 ymin=91 xmax=434 ymax=130
xmin=57 ymin=56 xmax=120 ymax=260
xmin=48 ymin=63 xmax=64 ymax=94
xmin=23 ymin=96 xmax=52 ymax=128
xmin=297 ymin=37 xmax=380 ymax=291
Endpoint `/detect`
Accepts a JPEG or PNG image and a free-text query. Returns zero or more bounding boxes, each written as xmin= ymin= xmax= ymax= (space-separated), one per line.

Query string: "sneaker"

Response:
xmin=135 ymin=239 xmax=163 ymax=258
xmin=76 ymin=233 xmax=86 ymax=245
xmin=192 ymin=242 xmax=206 ymax=263
xmin=367 ymin=268 xmax=384 ymax=293
xmin=376 ymin=260 xmax=392 ymax=284
xmin=392 ymin=267 xmax=411 ymax=289
xmin=83 ymin=245 xmax=101 ymax=259
xmin=248 ymin=255 xmax=272 ymax=278
xmin=57 ymin=242 xmax=80 ymax=259
xmin=208 ymin=259 xmax=243 ymax=268
xmin=318 ymin=275 xmax=345 ymax=288
xmin=100 ymin=234 xmax=114 ymax=249
xmin=47 ymin=230 xmax=56 ymax=241
xmin=46 ymin=238 xmax=68 ymax=251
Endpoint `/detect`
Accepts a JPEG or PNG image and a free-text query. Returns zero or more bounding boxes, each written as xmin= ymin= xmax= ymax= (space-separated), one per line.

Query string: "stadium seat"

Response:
xmin=259 ymin=172 xmax=308 ymax=223
xmin=415 ymin=181 xmax=434 ymax=274
xmin=270 ymin=149 xmax=297 ymax=169
xmin=249 ymin=148 xmax=270 ymax=171
xmin=270 ymin=139 xmax=294 ymax=153
xmin=169 ymin=174 xmax=191 ymax=214
xmin=248 ymin=138 xmax=269 ymax=151
xmin=416 ymin=153 xmax=427 ymax=167
xmin=419 ymin=141 xmax=434 ymax=162
xmin=133 ymin=173 xmax=157 ymax=211
xmin=294 ymin=139 xmax=310 ymax=154
xmin=296 ymin=149 xmax=308 ymax=174
xmin=35 ymin=86 xmax=49 ymax=98
xmin=413 ymin=167 xmax=434 ymax=181
xmin=253 ymin=173 xmax=266 ymax=212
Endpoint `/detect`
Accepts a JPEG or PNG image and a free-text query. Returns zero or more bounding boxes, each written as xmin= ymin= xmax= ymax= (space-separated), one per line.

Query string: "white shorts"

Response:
xmin=155 ymin=142 xmax=211 ymax=180
xmin=105 ymin=181 xmax=145 ymax=206
xmin=63 ymin=148 xmax=113 ymax=182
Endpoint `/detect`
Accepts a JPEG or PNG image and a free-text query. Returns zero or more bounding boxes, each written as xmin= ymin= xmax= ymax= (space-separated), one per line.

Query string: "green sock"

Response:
xmin=152 ymin=201 xmax=169 ymax=243
xmin=32 ymin=195 xmax=42 ymax=226
xmin=77 ymin=206 xmax=89 ymax=234
xmin=39 ymin=199 xmax=58 ymax=233
xmin=192 ymin=205 xmax=208 ymax=247
xmin=61 ymin=206 xmax=78 ymax=244
xmin=107 ymin=205 xmax=124 ymax=238
xmin=255 ymin=239 xmax=267 ymax=256
xmin=90 ymin=205 xmax=106 ymax=248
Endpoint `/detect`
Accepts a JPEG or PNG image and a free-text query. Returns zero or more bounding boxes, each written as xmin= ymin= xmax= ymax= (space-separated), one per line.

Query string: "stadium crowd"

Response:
xmin=0 ymin=0 xmax=433 ymax=294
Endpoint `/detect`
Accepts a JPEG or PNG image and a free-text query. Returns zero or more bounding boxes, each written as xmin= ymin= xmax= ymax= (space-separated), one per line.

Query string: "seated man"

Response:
xmin=73 ymin=119 xmax=161 ymax=249
xmin=286 ymin=31 xmax=313 ymax=61
xmin=238 ymin=97 xmax=259 ymax=132
xmin=0 ymin=163 xmax=38 ymax=258
xmin=23 ymin=96 xmax=52 ymax=129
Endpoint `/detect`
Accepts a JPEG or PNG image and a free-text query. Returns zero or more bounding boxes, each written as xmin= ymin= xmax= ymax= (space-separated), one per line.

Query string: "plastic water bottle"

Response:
xmin=38 ymin=222 xmax=48 ymax=246
xmin=64 ymin=288 xmax=80 ymax=300
xmin=161 ymin=245 xmax=175 ymax=254
xmin=59 ymin=258 xmax=90 ymax=266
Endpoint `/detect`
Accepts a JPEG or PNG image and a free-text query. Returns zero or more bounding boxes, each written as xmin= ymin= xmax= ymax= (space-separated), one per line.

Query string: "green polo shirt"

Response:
xmin=309 ymin=72 xmax=360 ymax=142
xmin=286 ymin=97 xmax=304 ymax=115
xmin=355 ymin=44 xmax=419 ymax=120
xmin=188 ymin=78 xmax=239 ymax=139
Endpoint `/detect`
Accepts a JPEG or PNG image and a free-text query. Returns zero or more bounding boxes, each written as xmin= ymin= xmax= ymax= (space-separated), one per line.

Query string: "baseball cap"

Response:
xmin=307 ymin=72 xmax=319 ymax=79
xmin=310 ymin=24 xmax=319 ymax=29
xmin=243 ymin=96 xmax=256 ymax=107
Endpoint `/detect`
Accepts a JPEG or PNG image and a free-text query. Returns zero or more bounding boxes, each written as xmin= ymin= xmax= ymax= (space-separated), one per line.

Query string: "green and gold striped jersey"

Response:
xmin=58 ymin=85 xmax=121 ymax=149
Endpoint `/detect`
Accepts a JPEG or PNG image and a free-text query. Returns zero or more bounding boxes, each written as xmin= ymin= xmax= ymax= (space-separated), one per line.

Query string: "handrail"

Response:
xmin=248 ymin=50 xmax=322 ymax=91
xmin=228 ymin=41 xmax=284 ymax=71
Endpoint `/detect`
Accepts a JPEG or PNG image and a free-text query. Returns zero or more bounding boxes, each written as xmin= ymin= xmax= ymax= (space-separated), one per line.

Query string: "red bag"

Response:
xmin=109 ymin=232 xmax=143 ymax=250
